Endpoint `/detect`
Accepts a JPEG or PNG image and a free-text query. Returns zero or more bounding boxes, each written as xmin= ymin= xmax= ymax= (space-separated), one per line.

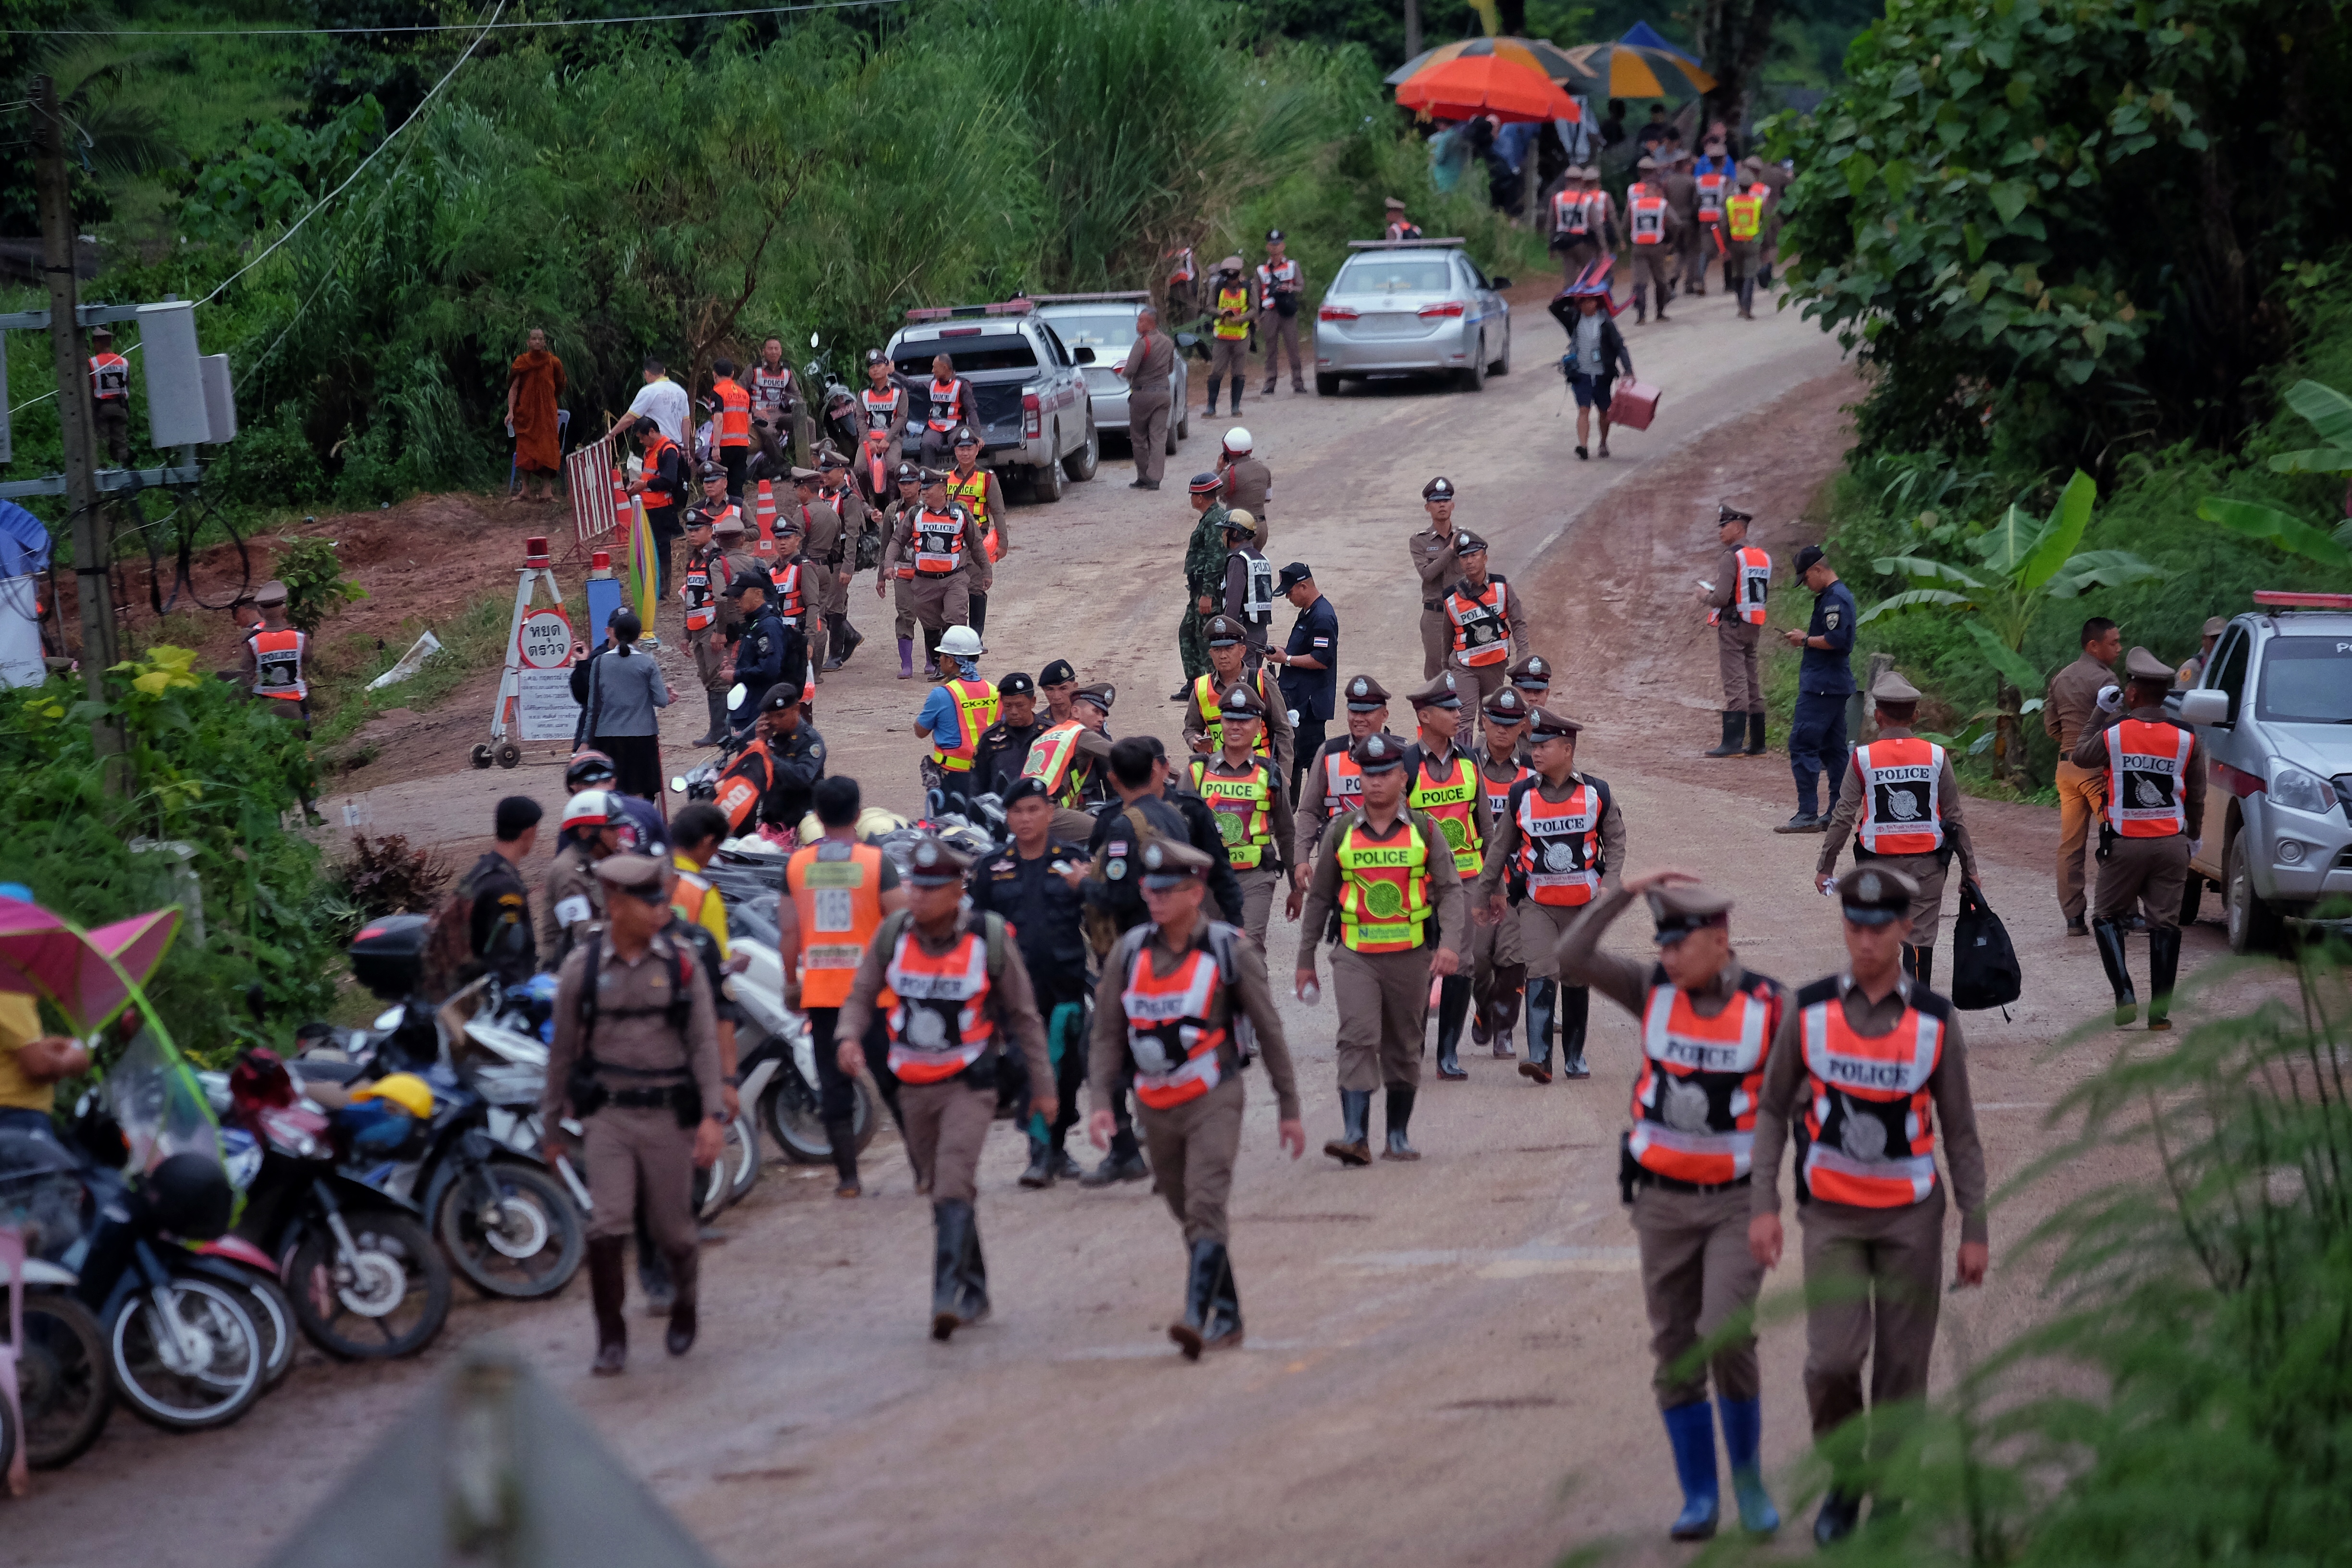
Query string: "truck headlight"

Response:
xmin=2269 ymin=763 xmax=2335 ymax=816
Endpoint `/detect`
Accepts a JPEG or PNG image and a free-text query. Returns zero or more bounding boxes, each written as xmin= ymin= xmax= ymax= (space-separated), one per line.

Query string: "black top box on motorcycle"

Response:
xmin=349 ymin=914 xmax=431 ymax=999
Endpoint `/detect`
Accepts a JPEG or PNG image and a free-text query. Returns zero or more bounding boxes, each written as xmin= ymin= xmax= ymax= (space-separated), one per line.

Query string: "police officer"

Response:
xmin=1410 ymin=478 xmax=1464 ymax=678
xmin=1188 ymin=682 xmax=1297 ymax=949
xmin=1723 ymin=167 xmax=1770 ymax=319
xmin=1556 ymin=871 xmax=1788 ymax=1541
xmin=775 ymin=776 xmax=906 ymax=1198
xmin=878 ymin=468 xmax=988 ymax=680
xmin=836 ymin=837 xmax=1055 ymax=1339
xmin=713 ymin=684 xmax=827 ymax=835
xmin=2073 ymin=647 xmax=2205 ymax=1029
xmin=1747 ymin=865 xmax=1990 ymax=1545
xmin=1815 ymin=671 xmax=1982 ymax=990
xmin=1178 ymin=473 xmax=1234 ymax=690
xmin=1089 ymin=837 xmax=1303 ymax=1358
xmin=712 ymin=510 xmax=761 ymax=625
xmin=1475 ymin=709 xmax=1626 ymax=1082
xmin=815 ymin=449 xmax=869 ymax=669
xmin=1202 ymin=255 xmax=1254 ymax=417
xmin=1038 ymin=658 xmax=1081 ymax=725
xmin=786 ymin=467 xmax=842 ymax=676
xmin=1470 ymin=687 xmax=1532 ymax=1060
xmin=628 ymin=428 xmax=689 ymax=597
xmin=1023 ymin=683 xmax=1116 ymax=832
xmin=858 ymin=350 xmax=910 ymax=497
xmin=1623 ymin=155 xmax=1682 ymax=324
xmin=540 ymin=853 xmax=726 ymax=1375
xmin=2177 ymin=614 xmax=2227 ymax=687
xmin=1660 ymin=147 xmax=1701 ymax=301
xmin=1265 ymin=562 xmax=1337 ymax=804
xmin=1287 ymin=674 xmax=1395 ymax=896
xmin=1295 ymin=732 xmax=1468 ymax=1165
xmin=946 ymin=427 xmax=1008 ymax=637
xmin=1689 ymin=137 xmax=1739 ymax=295
xmin=1776 ymin=544 xmax=1857 ymax=833
xmin=677 ymin=508 xmax=732 ymax=746
xmin=88 ymin=324 xmax=132 ymax=464
xmin=969 ymin=671 xmax=1047 ymax=800
xmin=1403 ymin=673 xmax=1491 ymax=1081
xmin=877 ymin=461 xmax=926 ymax=679
xmin=1256 ymin=230 xmax=1308 ymax=395
xmin=967 ymin=776 xmax=1094 ymax=1188
xmin=1443 ymin=532 xmax=1528 ymax=727
xmin=1220 ymin=510 xmax=1276 ymax=667
xmin=1700 ymin=504 xmax=1771 ymax=759
xmin=1183 ymin=614 xmax=1296 ymax=784
xmin=1218 ymin=429 xmax=1274 ymax=532
xmin=241 ymin=579 xmax=312 ymax=729
xmin=540 ymin=790 xmax=623 ymax=968
xmin=721 ymin=572 xmax=801 ymax=738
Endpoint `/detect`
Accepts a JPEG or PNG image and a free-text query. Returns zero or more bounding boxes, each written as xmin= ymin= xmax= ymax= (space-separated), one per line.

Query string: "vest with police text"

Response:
xmin=1797 ymin=978 xmax=1949 ymax=1208
xmin=885 ymin=926 xmax=994 ymax=1084
xmin=1628 ymin=968 xmax=1783 ymax=1186
xmin=1853 ymin=737 xmax=1946 ymax=857
xmin=2105 ymin=719 xmax=2193 ymax=838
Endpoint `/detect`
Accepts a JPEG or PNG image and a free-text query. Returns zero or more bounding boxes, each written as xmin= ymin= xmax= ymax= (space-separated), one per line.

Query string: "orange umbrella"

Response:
xmin=1396 ymin=55 xmax=1582 ymax=123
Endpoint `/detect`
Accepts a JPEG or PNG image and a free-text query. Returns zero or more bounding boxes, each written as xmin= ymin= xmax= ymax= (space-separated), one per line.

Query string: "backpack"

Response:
xmin=1110 ymin=919 xmax=1256 ymax=1066
xmin=1948 ymin=879 xmax=2021 ymax=1012
xmin=565 ymin=935 xmax=699 ymax=1123
xmin=875 ymin=907 xmax=1011 ymax=983
xmin=1083 ymin=803 xmax=1171 ymax=958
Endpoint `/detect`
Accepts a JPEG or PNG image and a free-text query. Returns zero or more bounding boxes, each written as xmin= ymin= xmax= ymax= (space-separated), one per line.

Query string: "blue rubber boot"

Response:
xmin=1662 ymin=1400 xmax=1721 ymax=1541
xmin=1716 ymin=1396 xmax=1780 ymax=1534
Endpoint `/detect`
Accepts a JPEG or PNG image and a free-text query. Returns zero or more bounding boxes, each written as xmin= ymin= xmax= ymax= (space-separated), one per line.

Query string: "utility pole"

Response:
xmin=1404 ymin=0 xmax=1421 ymax=63
xmin=34 ymin=73 xmax=124 ymax=771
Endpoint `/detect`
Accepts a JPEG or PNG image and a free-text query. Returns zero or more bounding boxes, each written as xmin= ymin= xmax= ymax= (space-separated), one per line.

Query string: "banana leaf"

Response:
xmin=1857 ymin=587 xmax=1972 ymax=623
xmin=2018 ymin=469 xmax=2098 ymax=592
xmin=1872 ymin=554 xmax=1984 ymax=590
xmin=1963 ymin=618 xmax=2047 ymax=696
xmin=2044 ymin=547 xmax=2167 ymax=597
xmin=2198 ymin=496 xmax=2352 ymax=569
xmin=1971 ymin=502 xmax=2044 ymax=576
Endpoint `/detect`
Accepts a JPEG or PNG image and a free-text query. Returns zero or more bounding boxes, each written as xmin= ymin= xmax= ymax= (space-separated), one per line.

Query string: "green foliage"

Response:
xmin=0 ymin=649 xmax=347 ymax=1062
xmin=1769 ymin=0 xmax=2352 ymax=465
xmin=270 ymin=535 xmax=366 ymax=634
xmin=179 ymin=96 xmax=385 ymax=246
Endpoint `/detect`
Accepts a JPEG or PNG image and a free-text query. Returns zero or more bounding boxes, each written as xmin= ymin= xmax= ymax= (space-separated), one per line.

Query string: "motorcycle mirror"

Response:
xmin=728 ymin=682 xmax=747 ymax=711
xmin=809 ymin=332 xmax=821 ymax=348
xmin=670 ymin=775 xmax=689 ymax=794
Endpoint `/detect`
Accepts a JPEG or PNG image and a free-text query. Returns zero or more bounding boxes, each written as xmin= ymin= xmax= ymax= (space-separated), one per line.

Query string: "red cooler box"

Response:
xmin=1612 ymin=380 xmax=1662 ymax=431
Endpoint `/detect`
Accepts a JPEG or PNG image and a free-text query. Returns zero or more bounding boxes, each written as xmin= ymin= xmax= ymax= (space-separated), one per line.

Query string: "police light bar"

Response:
xmin=1029 ymin=291 xmax=1152 ymax=304
xmin=1346 ymin=238 xmax=1469 ymax=249
xmin=2253 ymin=591 xmax=2352 ymax=609
xmin=903 ymin=299 xmax=1036 ymax=322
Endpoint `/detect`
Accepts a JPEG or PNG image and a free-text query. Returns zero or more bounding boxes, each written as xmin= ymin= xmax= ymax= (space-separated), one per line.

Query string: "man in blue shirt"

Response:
xmin=914 ymin=624 xmax=990 ymax=804
xmin=1265 ymin=562 xmax=1337 ymax=806
xmin=1775 ymin=544 xmax=1857 ymax=833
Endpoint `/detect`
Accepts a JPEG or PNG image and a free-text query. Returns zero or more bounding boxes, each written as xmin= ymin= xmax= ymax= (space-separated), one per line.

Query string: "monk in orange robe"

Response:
xmin=506 ymin=327 xmax=567 ymax=503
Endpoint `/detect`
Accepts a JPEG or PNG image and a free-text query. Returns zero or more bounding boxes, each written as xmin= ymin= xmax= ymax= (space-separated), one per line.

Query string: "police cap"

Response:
xmin=1525 ymin=707 xmax=1583 ymax=741
xmin=1204 ymin=614 xmax=1245 ymax=648
xmin=2201 ymin=615 xmax=2228 ymax=637
xmin=896 ymin=461 xmax=922 ymax=484
xmin=1343 ymin=674 xmax=1391 ymax=712
xmin=1718 ymin=502 xmax=1754 ymax=526
xmin=1275 ymin=561 xmax=1313 ymax=591
xmin=1074 ymin=681 xmax=1116 ymax=713
xmin=818 ymin=447 xmax=849 ymax=470
xmin=951 ymin=426 xmax=980 ymax=448
xmin=1039 ymin=659 xmax=1077 ymax=688
xmin=1001 ymin=776 xmax=1050 ymax=809
xmin=1836 ymin=865 xmax=1918 ymax=927
xmin=2124 ymin=646 xmax=2176 ymax=682
xmin=997 ymin=671 xmax=1035 ymax=697
xmin=1635 ymin=155 xmax=1658 ymax=171
xmin=1349 ymin=732 xmax=1409 ymax=773
xmin=865 ymin=348 xmax=889 ymax=366
xmin=1451 ymin=530 xmax=1488 ymax=555
xmin=1384 ymin=196 xmax=1407 ymax=209
xmin=1265 ymin=228 xmax=1286 ymax=244
xmin=1422 ymin=475 xmax=1455 ymax=501
xmin=1482 ymin=686 xmax=1531 ymax=724
xmin=1219 ymin=682 xmax=1267 ymax=718
xmin=1408 ymin=672 xmax=1463 ymax=710
xmin=760 ymin=682 xmax=802 ymax=712
xmin=711 ymin=512 xmax=747 ymax=537
xmin=1188 ymin=472 xmax=1224 ymax=496
xmin=905 ymin=836 xmax=971 ymax=887
xmin=1647 ymin=883 xmax=1735 ymax=944
xmin=1793 ymin=544 xmax=1828 ymax=575
xmin=593 ymin=853 xmax=669 ymax=901
xmin=1508 ymin=653 xmax=1554 ymax=688
xmin=698 ymin=460 xmax=728 ymax=482
xmin=253 ymin=579 xmax=289 ymax=607
xmin=1870 ymin=669 xmax=1923 ymax=704
xmin=1139 ymin=838 xmax=1213 ymax=888
xmin=919 ymin=467 xmax=950 ymax=488
xmin=789 ymin=466 xmax=821 ymax=485
xmin=722 ymin=571 xmax=770 ymax=599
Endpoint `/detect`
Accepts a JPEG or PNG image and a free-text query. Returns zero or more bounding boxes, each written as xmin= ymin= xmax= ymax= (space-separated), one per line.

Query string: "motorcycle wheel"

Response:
xmin=760 ymin=1071 xmax=878 ymax=1165
xmin=110 ymin=1276 xmax=267 ymax=1432
xmin=288 ymin=1211 xmax=451 ymax=1360
xmin=21 ymin=1291 xmax=110 ymax=1469
xmin=438 ymin=1160 xmax=586 ymax=1300
xmin=695 ymin=1114 xmax=756 ymax=1222
xmin=728 ymin=1109 xmax=761 ymax=1204
xmin=234 ymin=1272 xmax=297 ymax=1388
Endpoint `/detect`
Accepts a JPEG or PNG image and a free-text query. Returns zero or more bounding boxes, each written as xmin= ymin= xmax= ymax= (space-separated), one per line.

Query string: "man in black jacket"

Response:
xmin=722 ymin=572 xmax=804 ymax=737
xmin=459 ymin=796 xmax=542 ymax=990
xmin=969 ymin=671 xmax=1047 ymax=801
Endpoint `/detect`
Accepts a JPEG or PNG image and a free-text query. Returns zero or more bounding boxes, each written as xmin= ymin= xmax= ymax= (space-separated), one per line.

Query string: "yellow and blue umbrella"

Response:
xmin=1556 ymin=41 xmax=1716 ymax=98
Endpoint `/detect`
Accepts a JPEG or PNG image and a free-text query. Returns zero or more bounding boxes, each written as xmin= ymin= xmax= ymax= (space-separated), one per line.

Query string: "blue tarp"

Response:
xmin=1618 ymin=21 xmax=1703 ymax=64
xmin=0 ymin=499 xmax=51 ymax=580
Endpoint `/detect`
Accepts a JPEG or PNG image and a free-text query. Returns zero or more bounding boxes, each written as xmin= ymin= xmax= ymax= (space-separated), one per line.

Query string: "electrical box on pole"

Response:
xmin=138 ymin=300 xmax=212 ymax=449
xmin=200 ymin=355 xmax=238 ymax=443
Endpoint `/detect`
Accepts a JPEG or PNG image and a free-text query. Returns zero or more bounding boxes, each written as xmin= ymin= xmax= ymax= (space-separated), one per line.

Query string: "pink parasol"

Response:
xmin=0 ymin=899 xmax=183 ymax=1034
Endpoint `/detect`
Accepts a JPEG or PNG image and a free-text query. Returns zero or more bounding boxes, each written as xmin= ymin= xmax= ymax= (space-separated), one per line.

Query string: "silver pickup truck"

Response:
xmin=885 ymin=301 xmax=1098 ymax=502
xmin=2171 ymin=590 xmax=2352 ymax=950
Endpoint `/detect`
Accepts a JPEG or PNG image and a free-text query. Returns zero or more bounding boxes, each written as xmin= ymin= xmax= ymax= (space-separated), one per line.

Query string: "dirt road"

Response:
xmin=9 ymin=283 xmax=2237 ymax=1567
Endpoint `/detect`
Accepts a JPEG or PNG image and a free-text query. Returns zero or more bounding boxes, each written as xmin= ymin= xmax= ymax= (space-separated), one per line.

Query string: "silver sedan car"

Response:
xmin=1033 ymin=294 xmax=1189 ymax=455
xmin=1312 ymin=240 xmax=1514 ymax=395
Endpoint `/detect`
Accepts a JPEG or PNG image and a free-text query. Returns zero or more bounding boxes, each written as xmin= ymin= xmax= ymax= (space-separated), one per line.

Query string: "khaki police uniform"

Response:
xmin=2072 ymin=647 xmax=2205 ymax=1028
xmin=1660 ymin=155 xmax=1701 ymax=295
xmin=1125 ymin=326 xmax=1179 ymax=486
xmin=1410 ymin=478 xmax=1463 ymax=678
xmin=880 ymin=480 xmax=989 ymax=673
xmin=1188 ymin=681 xmax=1297 ymax=950
xmin=1748 ymin=868 xmax=1988 ymax=1532
xmin=1440 ymin=531 xmax=1528 ymax=724
xmin=1470 ymin=687 xmax=1534 ymax=1056
xmin=2044 ymin=644 xmax=2119 ymax=924
xmin=1705 ymin=509 xmax=1770 ymax=724
xmin=879 ymin=478 xmax=925 ymax=647
xmin=1181 ymin=615 xmax=1296 ymax=786
xmin=1403 ymin=673 xmax=1492 ymax=1082
xmin=1623 ymin=159 xmax=1683 ymax=321
xmin=1295 ymin=734 xmax=1468 ymax=1164
xmin=1474 ymin=709 xmax=1627 ymax=1081
xmin=1256 ymin=237 xmax=1308 ymax=394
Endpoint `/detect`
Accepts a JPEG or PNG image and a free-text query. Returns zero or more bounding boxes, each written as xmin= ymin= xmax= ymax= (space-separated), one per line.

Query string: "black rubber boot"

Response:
xmin=1382 ymin=1085 xmax=1421 ymax=1161
xmin=1434 ymin=975 xmax=1470 ymax=1079
xmin=587 ymin=1235 xmax=628 ymax=1376
xmin=1813 ymin=1489 xmax=1862 ymax=1546
xmin=636 ymin=1208 xmax=674 ymax=1317
xmin=663 ymin=1246 xmax=699 ymax=1356
xmin=2147 ymin=923 xmax=2181 ymax=1030
xmin=1169 ymin=1238 xmax=1216 ymax=1360
xmin=1915 ymin=946 xmax=1935 ymax=992
xmin=1558 ymin=985 xmax=1591 ymax=1078
xmin=1703 ymin=710 xmax=1743 ymax=758
xmin=1201 ymin=1242 xmax=1242 ymax=1350
xmin=1018 ymin=1134 xmax=1056 ymax=1189
xmin=2093 ymin=918 xmax=2137 ymax=1025
xmin=1492 ymin=965 xmax=1524 ymax=1056
xmin=1519 ymin=979 xmax=1556 ymax=1083
xmin=823 ymin=1116 xmax=860 ymax=1198
xmin=1203 ymin=377 xmax=1222 ymax=416
xmin=694 ymin=691 xmax=726 ymax=747
xmin=930 ymin=1200 xmax=971 ymax=1340
xmin=1324 ymin=1088 xmax=1373 ymax=1165
xmin=956 ymin=1209 xmax=990 ymax=1326
xmin=1744 ymin=712 xmax=1767 ymax=755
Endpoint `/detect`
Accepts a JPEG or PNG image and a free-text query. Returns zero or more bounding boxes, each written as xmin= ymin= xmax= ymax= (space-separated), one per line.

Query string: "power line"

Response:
xmin=8 ymin=0 xmax=903 ymax=38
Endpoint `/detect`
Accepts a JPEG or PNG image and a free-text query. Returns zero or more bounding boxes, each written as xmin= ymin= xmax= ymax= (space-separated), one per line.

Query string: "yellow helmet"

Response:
xmin=351 ymin=1072 xmax=435 ymax=1121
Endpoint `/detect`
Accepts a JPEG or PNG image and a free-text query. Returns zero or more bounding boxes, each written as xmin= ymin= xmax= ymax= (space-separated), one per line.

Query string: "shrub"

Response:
xmin=272 ymin=534 xmax=366 ymax=633
xmin=335 ymin=833 xmax=451 ymax=919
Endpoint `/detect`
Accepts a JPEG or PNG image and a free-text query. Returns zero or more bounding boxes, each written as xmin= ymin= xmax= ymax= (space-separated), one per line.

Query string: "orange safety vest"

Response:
xmin=1695 ymin=170 xmax=1728 ymax=221
xmin=1629 ymin=192 xmax=1667 ymax=245
xmin=884 ymin=923 xmax=993 ymax=1085
xmin=670 ymin=867 xmax=717 ymax=930
xmin=1552 ymin=187 xmax=1586 ymax=235
xmin=1628 ymin=972 xmax=1781 ymax=1186
xmin=1408 ymin=749 xmax=1483 ymax=876
xmin=250 ymin=626 xmax=307 ymax=701
xmin=1480 ymin=758 xmax=1531 ymax=824
xmin=1318 ymin=744 xmax=1367 ymax=818
xmin=1709 ymin=546 xmax=1771 ymax=626
xmin=1335 ymin=814 xmax=1432 ymax=954
xmin=930 ymin=678 xmax=998 ymax=772
xmin=682 ymin=544 xmax=719 ymax=632
xmin=749 ymin=363 xmax=793 ymax=409
xmin=1446 ymin=577 xmax=1514 ymax=667
xmin=788 ymin=841 xmax=889 ymax=1009
xmin=1191 ymin=757 xmax=1277 ymax=869
xmin=926 ymin=377 xmax=965 ymax=434
xmin=1123 ymin=937 xmax=1230 ymax=1110
xmin=1022 ymin=719 xmax=1089 ymax=806
xmin=1798 ymin=980 xmax=1949 ymax=1208
xmin=861 ymin=385 xmax=903 ymax=430
xmin=912 ymin=507 xmax=968 ymax=576
xmin=1192 ymin=671 xmax=1273 ymax=760
xmin=1167 ymin=246 xmax=1197 ymax=283
xmin=713 ymin=377 xmax=751 ymax=448
xmin=769 ymin=558 xmax=807 ymax=623
xmin=1512 ymin=777 xmax=1604 ymax=906
xmin=949 ymin=468 xmax=1001 ymax=562
xmin=90 ymin=351 xmax=132 ymax=402
xmin=1726 ymin=190 xmax=1765 ymax=242
xmin=640 ymin=432 xmax=679 ymax=507
xmin=2105 ymin=718 xmax=2193 ymax=838
xmin=714 ymin=736 xmax=772 ymax=832
xmin=1853 ymin=737 xmax=1947 ymax=857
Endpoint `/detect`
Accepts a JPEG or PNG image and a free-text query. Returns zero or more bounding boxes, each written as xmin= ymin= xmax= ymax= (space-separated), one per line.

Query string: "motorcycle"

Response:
xmin=0 ymin=1136 xmax=112 ymax=1468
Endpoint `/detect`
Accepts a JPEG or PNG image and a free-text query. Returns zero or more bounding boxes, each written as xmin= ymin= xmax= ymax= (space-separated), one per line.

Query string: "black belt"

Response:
xmin=1636 ymin=1169 xmax=1752 ymax=1197
xmin=606 ymin=1082 xmax=689 ymax=1110
xmin=1422 ymin=600 xmax=1442 ymax=612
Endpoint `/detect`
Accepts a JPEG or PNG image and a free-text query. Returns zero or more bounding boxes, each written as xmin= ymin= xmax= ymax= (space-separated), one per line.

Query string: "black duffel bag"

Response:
xmin=1948 ymin=879 xmax=2021 ymax=1011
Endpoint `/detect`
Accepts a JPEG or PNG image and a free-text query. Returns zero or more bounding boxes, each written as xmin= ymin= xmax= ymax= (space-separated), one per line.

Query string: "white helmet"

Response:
xmin=1223 ymin=426 xmax=1253 ymax=454
xmin=561 ymin=790 xmax=617 ymax=833
xmin=937 ymin=625 xmax=984 ymax=658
